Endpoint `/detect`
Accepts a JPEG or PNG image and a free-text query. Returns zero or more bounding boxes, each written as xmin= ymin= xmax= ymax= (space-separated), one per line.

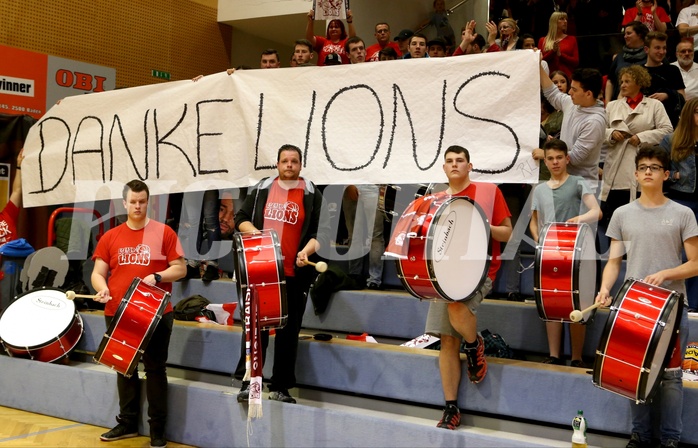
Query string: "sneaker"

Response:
xmin=150 ymin=434 xmax=167 ymax=448
xmin=507 ymin=292 xmax=525 ymax=302
xmin=542 ymin=356 xmax=564 ymax=365
xmin=570 ymin=359 xmax=587 ymax=369
xmin=660 ymin=440 xmax=680 ymax=448
xmin=237 ymin=381 xmax=250 ymax=403
xmin=436 ymin=404 xmax=461 ymax=430
xmin=464 ymin=336 xmax=487 ymax=383
xmin=202 ymin=264 xmax=220 ymax=282
xmin=366 ymin=282 xmax=382 ymax=290
xmin=100 ymin=423 xmax=138 ymax=441
xmin=626 ymin=433 xmax=652 ymax=448
xmin=269 ymin=389 xmax=297 ymax=404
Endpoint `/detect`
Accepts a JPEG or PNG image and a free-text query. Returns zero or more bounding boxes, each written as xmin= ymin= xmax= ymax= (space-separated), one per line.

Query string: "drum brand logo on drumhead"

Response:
xmin=32 ymin=296 xmax=65 ymax=310
xmin=434 ymin=212 xmax=456 ymax=262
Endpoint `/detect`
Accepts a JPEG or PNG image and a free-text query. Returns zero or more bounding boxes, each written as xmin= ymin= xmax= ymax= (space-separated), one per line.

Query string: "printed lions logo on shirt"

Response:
xmin=324 ymin=43 xmax=344 ymax=55
xmin=118 ymin=244 xmax=151 ymax=266
xmin=0 ymin=220 xmax=11 ymax=243
xmin=265 ymin=201 xmax=300 ymax=225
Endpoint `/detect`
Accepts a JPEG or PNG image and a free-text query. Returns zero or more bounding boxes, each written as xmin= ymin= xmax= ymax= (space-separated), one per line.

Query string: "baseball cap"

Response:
xmin=394 ymin=29 xmax=414 ymax=41
xmin=324 ymin=53 xmax=342 ymax=65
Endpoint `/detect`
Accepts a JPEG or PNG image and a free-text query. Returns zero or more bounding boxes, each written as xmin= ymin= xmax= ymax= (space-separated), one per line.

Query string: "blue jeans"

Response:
xmin=672 ymin=198 xmax=698 ymax=309
xmin=342 ymin=185 xmax=385 ymax=285
xmin=630 ymin=307 xmax=689 ymax=443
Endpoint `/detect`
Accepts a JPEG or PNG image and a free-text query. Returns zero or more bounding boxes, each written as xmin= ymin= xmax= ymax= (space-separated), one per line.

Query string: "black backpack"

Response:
xmin=173 ymin=294 xmax=216 ymax=321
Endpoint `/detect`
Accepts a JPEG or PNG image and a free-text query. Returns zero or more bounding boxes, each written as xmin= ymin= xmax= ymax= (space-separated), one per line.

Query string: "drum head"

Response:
xmin=429 ymin=197 xmax=490 ymax=301
xmin=576 ymin=224 xmax=597 ymax=322
xmin=0 ymin=289 xmax=76 ymax=347
xmin=644 ymin=291 xmax=681 ymax=400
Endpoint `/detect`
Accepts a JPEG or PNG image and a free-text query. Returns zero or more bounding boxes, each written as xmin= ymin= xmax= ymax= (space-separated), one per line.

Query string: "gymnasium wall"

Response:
xmin=0 ymin=0 xmax=231 ymax=88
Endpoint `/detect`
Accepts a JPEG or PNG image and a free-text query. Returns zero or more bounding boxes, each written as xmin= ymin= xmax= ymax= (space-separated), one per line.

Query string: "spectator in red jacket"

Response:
xmin=539 ymin=11 xmax=579 ymax=77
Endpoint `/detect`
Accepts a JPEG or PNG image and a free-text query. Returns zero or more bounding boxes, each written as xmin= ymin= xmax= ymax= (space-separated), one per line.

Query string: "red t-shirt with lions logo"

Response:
xmin=93 ymin=220 xmax=184 ymax=316
xmin=0 ymin=201 xmax=19 ymax=247
xmin=263 ymin=180 xmax=306 ymax=277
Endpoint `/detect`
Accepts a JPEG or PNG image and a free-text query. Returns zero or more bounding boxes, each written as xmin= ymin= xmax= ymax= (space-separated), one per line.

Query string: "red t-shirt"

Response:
xmin=0 ymin=201 xmax=19 ymax=246
xmin=93 ymin=220 xmax=184 ymax=316
xmin=365 ymin=41 xmax=402 ymax=62
xmin=453 ymin=182 xmax=511 ymax=281
xmin=315 ymin=36 xmax=350 ymax=66
xmin=263 ymin=180 xmax=306 ymax=277
xmin=622 ymin=6 xmax=671 ymax=32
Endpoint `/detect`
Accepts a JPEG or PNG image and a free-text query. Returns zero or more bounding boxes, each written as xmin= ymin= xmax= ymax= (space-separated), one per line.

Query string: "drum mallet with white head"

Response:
xmin=569 ymin=302 xmax=603 ymax=322
xmin=304 ymin=261 xmax=328 ymax=273
xmin=65 ymin=291 xmax=98 ymax=301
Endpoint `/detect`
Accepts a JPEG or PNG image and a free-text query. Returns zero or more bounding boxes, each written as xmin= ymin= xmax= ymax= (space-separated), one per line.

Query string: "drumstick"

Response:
xmin=569 ymin=302 xmax=603 ymax=322
xmin=65 ymin=290 xmax=98 ymax=300
xmin=304 ymin=260 xmax=328 ymax=273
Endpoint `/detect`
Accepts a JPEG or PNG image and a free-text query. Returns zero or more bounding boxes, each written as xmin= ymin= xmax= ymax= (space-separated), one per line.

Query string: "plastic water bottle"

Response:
xmin=571 ymin=410 xmax=587 ymax=448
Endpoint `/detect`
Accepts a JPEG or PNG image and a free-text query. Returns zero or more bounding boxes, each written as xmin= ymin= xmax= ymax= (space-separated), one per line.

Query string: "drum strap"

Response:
xmin=243 ymin=286 xmax=263 ymax=419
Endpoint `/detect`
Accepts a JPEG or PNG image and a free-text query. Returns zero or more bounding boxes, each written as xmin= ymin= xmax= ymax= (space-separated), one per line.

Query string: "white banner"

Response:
xmin=22 ymin=50 xmax=541 ymax=207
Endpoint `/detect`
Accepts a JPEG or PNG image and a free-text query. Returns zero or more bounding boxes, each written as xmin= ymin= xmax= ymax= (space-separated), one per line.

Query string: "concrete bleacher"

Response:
xmin=0 ymin=355 xmax=577 ymax=448
xmin=3 ymin=262 xmax=698 ymax=446
xmin=65 ymin=297 xmax=698 ymax=445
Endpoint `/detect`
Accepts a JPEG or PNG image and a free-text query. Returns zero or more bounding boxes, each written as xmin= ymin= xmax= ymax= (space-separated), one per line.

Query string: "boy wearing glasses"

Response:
xmin=596 ymin=146 xmax=698 ymax=448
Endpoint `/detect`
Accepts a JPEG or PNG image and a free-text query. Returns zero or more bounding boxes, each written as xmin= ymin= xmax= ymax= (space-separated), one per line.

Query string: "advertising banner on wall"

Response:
xmin=0 ymin=44 xmax=116 ymax=120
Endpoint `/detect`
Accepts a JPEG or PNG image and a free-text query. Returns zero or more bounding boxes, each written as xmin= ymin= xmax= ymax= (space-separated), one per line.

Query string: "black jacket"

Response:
xmin=235 ymin=176 xmax=330 ymax=280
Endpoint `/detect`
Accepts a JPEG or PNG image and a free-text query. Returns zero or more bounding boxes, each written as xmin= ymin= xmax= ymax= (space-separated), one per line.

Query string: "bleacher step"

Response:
xmin=0 ymin=356 xmax=605 ymax=447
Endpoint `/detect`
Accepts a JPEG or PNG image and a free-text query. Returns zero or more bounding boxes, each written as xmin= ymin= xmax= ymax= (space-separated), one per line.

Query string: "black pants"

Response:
xmin=234 ymin=276 xmax=309 ymax=391
xmin=105 ymin=311 xmax=173 ymax=434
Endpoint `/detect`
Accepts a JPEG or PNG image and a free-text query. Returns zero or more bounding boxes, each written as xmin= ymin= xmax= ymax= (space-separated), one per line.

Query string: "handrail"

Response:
xmin=47 ymin=207 xmax=104 ymax=247
xmin=446 ymin=0 xmax=469 ymax=15
xmin=414 ymin=0 xmax=473 ymax=35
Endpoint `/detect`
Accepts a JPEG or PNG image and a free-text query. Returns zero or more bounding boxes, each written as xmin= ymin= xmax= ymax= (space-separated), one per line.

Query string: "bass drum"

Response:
xmin=534 ymin=222 xmax=597 ymax=323
xmin=392 ymin=194 xmax=491 ymax=302
xmin=593 ymin=279 xmax=682 ymax=403
xmin=0 ymin=288 xmax=83 ymax=362
xmin=234 ymin=229 xmax=287 ymax=329
xmin=94 ymin=278 xmax=171 ymax=377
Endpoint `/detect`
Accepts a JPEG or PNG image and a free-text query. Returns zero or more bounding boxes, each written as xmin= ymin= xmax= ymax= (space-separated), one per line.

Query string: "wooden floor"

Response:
xmin=0 ymin=406 xmax=194 ymax=447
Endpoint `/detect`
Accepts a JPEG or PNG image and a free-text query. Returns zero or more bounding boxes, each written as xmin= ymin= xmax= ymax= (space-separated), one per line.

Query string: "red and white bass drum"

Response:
xmin=534 ymin=222 xmax=597 ymax=323
xmin=94 ymin=278 xmax=171 ymax=377
xmin=593 ymin=278 xmax=683 ymax=403
xmin=234 ymin=229 xmax=287 ymax=329
xmin=391 ymin=194 xmax=491 ymax=302
xmin=0 ymin=288 xmax=83 ymax=362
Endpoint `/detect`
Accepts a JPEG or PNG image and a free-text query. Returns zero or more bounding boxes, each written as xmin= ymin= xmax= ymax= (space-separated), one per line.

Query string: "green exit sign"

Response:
xmin=151 ymin=70 xmax=170 ymax=80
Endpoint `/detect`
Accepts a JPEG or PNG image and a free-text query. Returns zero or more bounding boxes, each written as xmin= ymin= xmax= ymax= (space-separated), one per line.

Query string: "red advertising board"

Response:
xmin=0 ymin=45 xmax=115 ymax=120
xmin=0 ymin=45 xmax=48 ymax=119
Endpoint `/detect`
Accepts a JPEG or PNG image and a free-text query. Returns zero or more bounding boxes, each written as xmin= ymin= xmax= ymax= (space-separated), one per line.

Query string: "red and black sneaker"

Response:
xmin=465 ymin=335 xmax=487 ymax=383
xmin=436 ymin=404 xmax=461 ymax=430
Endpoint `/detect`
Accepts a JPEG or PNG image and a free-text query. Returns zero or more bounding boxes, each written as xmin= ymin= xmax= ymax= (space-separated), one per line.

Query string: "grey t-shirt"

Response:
xmin=531 ymin=175 xmax=593 ymax=229
xmin=606 ymin=199 xmax=698 ymax=298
